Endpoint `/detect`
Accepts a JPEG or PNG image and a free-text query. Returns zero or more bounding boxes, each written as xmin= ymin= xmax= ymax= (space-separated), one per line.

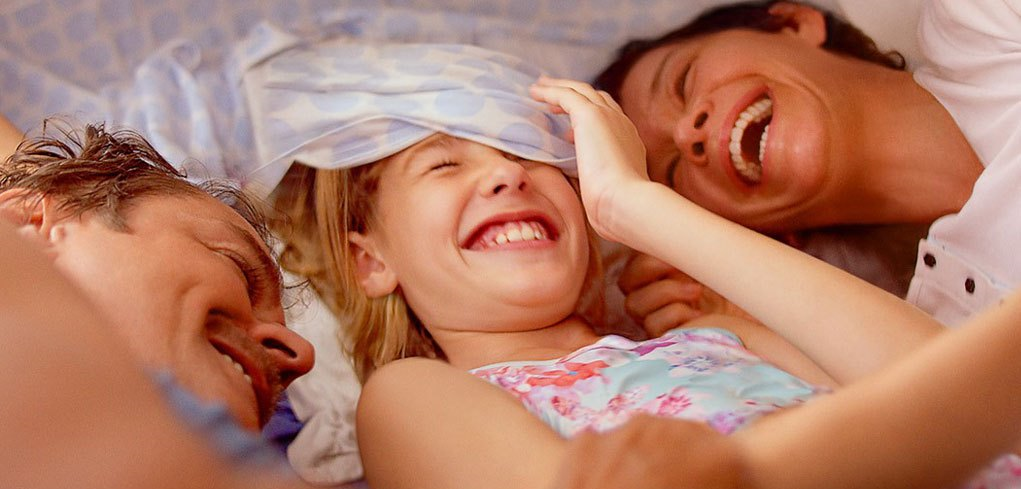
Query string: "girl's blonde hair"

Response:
xmin=272 ymin=158 xmax=603 ymax=383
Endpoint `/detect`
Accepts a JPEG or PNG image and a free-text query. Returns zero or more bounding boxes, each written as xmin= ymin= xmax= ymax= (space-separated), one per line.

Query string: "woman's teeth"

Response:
xmin=222 ymin=353 xmax=252 ymax=385
xmin=729 ymin=97 xmax=772 ymax=185
xmin=471 ymin=220 xmax=549 ymax=250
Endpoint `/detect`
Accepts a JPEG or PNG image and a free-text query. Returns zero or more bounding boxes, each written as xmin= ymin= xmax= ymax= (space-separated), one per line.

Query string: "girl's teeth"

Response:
xmin=521 ymin=224 xmax=535 ymax=240
xmin=532 ymin=223 xmax=544 ymax=239
xmin=506 ymin=227 xmax=522 ymax=242
xmin=478 ymin=220 xmax=549 ymax=249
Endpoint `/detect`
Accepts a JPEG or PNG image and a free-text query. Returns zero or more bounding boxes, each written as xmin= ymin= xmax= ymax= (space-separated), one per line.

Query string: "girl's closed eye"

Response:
xmin=428 ymin=160 xmax=460 ymax=173
xmin=501 ymin=152 xmax=523 ymax=163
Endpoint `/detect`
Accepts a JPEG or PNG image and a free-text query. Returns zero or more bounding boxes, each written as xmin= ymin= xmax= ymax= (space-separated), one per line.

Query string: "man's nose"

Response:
xmin=250 ymin=321 xmax=315 ymax=387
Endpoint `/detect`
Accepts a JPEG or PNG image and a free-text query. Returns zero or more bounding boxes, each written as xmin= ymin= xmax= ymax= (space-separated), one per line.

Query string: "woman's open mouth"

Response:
xmin=728 ymin=96 xmax=772 ymax=185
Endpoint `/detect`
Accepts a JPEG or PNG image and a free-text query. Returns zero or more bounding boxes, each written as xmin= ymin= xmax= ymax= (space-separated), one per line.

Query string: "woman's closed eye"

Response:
xmin=676 ymin=62 xmax=693 ymax=103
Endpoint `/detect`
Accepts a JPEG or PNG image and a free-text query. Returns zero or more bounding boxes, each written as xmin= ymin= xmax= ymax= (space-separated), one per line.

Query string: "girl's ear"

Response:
xmin=769 ymin=2 xmax=827 ymax=47
xmin=0 ymin=189 xmax=67 ymax=245
xmin=348 ymin=231 xmax=399 ymax=298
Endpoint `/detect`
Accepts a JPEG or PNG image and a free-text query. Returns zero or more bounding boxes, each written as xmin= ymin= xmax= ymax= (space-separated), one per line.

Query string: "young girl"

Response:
xmin=252 ymin=42 xmax=1021 ymax=489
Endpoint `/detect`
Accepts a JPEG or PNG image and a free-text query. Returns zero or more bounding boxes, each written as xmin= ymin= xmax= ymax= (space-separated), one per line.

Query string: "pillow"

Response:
xmin=836 ymin=0 xmax=925 ymax=68
xmin=280 ymin=275 xmax=364 ymax=484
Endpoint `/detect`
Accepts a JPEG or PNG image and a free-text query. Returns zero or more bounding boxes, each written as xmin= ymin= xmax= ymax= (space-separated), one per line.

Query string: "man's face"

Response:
xmin=42 ymin=194 xmax=314 ymax=431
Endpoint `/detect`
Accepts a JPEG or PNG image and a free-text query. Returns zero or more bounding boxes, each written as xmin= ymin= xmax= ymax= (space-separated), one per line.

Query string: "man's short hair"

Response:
xmin=1 ymin=120 xmax=271 ymax=245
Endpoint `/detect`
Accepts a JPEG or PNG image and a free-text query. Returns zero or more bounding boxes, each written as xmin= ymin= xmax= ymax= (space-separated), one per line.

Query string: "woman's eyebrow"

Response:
xmin=649 ymin=48 xmax=684 ymax=107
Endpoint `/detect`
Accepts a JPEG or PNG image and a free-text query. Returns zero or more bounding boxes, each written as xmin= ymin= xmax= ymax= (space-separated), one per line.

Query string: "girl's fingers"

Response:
xmin=533 ymin=76 xmax=607 ymax=105
xmin=529 ymin=83 xmax=599 ymax=117
xmin=537 ymin=78 xmax=620 ymax=113
xmin=597 ymin=89 xmax=622 ymax=110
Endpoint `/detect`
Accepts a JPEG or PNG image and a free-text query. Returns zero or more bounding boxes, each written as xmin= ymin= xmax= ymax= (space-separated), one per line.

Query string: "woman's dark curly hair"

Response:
xmin=595 ymin=1 xmax=905 ymax=99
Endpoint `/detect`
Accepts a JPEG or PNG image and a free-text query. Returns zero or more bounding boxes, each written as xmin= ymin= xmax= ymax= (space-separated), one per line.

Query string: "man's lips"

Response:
xmin=209 ymin=336 xmax=279 ymax=427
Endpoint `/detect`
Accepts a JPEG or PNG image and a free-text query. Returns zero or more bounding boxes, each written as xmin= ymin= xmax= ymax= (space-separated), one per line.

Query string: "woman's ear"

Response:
xmin=0 ymin=189 xmax=67 ymax=245
xmin=769 ymin=2 xmax=827 ymax=47
xmin=348 ymin=231 xmax=399 ymax=298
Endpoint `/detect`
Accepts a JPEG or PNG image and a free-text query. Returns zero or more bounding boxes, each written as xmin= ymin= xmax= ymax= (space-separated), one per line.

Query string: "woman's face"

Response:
xmin=357 ymin=135 xmax=590 ymax=336
xmin=618 ymin=24 xmax=869 ymax=231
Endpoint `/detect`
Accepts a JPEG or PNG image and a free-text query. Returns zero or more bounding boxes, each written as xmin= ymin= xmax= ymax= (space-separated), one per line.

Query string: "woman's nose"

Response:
xmin=672 ymin=104 xmax=710 ymax=167
xmin=479 ymin=155 xmax=530 ymax=197
xmin=250 ymin=321 xmax=315 ymax=387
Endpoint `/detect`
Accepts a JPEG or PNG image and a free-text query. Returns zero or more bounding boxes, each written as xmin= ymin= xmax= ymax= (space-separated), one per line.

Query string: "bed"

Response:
xmin=0 ymin=0 xmax=924 ymax=486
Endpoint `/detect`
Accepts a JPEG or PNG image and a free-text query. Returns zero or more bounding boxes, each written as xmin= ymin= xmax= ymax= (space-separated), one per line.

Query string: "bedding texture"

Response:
xmin=0 ymin=0 xmax=920 ymax=485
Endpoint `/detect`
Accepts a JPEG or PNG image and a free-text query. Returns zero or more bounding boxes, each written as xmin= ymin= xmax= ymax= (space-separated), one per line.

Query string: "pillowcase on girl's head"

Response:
xmin=242 ymin=35 xmax=577 ymax=197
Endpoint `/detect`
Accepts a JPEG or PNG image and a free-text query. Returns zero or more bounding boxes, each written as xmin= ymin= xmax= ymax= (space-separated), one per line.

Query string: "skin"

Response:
xmin=616 ymin=3 xmax=981 ymax=232
xmin=530 ymin=75 xmax=1021 ymax=489
xmin=349 ymin=134 xmax=833 ymax=380
xmin=352 ymin=73 xmax=1016 ymax=489
xmin=0 ymin=190 xmax=315 ymax=431
xmin=356 ymin=87 xmax=947 ymax=489
xmin=349 ymin=134 xmax=595 ymax=369
xmin=618 ymin=252 xmax=755 ymax=337
xmin=613 ymin=2 xmax=984 ymax=335
xmin=0 ymin=221 xmax=313 ymax=489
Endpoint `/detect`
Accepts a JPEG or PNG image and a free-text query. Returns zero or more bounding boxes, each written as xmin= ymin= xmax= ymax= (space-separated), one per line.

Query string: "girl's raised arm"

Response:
xmin=529 ymin=77 xmax=942 ymax=383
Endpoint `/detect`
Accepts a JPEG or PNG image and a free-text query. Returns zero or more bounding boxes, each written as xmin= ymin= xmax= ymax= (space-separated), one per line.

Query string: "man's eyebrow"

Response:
xmin=226 ymin=221 xmax=283 ymax=304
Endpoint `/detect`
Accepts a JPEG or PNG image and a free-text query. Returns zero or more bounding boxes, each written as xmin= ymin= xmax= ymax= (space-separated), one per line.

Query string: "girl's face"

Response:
xmin=354 ymin=135 xmax=589 ymax=336
xmin=618 ymin=18 xmax=873 ymax=231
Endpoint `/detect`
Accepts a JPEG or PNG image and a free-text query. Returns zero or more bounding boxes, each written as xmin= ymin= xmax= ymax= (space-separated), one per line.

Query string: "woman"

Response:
xmin=597 ymin=0 xmax=1017 ymax=328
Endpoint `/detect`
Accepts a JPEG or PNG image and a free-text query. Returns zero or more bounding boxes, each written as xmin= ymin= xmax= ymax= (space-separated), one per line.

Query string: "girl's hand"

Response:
xmin=529 ymin=76 xmax=652 ymax=243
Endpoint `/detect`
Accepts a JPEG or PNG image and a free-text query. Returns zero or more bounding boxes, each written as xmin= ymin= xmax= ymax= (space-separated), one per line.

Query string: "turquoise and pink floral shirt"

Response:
xmin=470 ymin=327 xmax=824 ymax=437
xmin=470 ymin=326 xmax=1021 ymax=488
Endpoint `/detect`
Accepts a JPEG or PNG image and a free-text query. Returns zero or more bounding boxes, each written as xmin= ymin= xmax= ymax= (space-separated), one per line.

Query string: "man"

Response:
xmin=0 ymin=119 xmax=314 ymax=489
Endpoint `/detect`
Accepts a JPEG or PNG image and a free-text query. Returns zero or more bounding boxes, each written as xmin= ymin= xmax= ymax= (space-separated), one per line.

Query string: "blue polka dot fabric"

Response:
xmin=241 ymin=29 xmax=577 ymax=196
xmin=4 ymin=0 xmax=850 ymax=188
